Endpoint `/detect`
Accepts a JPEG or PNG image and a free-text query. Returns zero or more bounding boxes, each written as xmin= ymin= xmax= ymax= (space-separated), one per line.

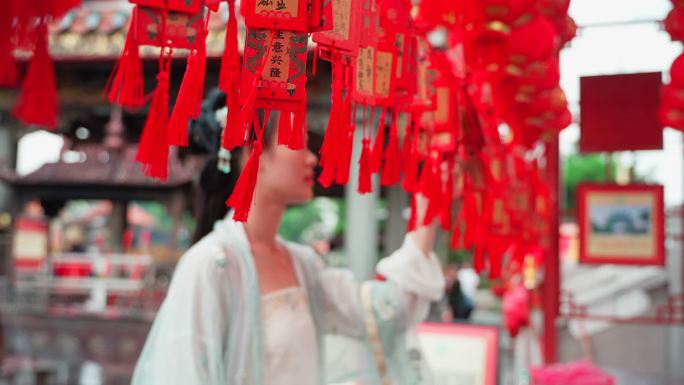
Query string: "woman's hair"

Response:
xmin=190 ymin=90 xmax=279 ymax=243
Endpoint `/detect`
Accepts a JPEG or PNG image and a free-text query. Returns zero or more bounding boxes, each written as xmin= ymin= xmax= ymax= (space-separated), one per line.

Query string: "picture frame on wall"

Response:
xmin=577 ymin=184 xmax=665 ymax=266
xmin=416 ymin=323 xmax=499 ymax=385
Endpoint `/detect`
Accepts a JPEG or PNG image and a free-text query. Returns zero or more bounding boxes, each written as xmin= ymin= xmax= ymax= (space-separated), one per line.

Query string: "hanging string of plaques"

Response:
xmin=107 ymin=0 xmax=209 ymax=181
xmin=225 ymin=0 xmax=333 ymax=221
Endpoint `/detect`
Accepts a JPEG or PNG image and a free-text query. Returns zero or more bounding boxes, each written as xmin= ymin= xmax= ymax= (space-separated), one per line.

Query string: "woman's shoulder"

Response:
xmin=171 ymin=231 xmax=238 ymax=284
xmin=284 ymin=241 xmax=322 ymax=267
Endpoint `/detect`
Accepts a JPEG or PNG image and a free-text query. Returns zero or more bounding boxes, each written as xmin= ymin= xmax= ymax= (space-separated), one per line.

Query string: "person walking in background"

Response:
xmin=443 ymin=262 xmax=479 ymax=321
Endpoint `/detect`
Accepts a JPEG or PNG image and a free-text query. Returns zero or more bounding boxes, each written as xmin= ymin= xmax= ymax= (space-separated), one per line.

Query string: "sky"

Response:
xmin=559 ymin=0 xmax=683 ymax=206
xmin=16 ymin=0 xmax=684 ymax=206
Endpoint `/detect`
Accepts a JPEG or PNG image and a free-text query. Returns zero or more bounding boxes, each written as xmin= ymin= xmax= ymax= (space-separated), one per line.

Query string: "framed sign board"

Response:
xmin=578 ymin=184 xmax=664 ymax=266
xmin=417 ymin=323 xmax=499 ymax=385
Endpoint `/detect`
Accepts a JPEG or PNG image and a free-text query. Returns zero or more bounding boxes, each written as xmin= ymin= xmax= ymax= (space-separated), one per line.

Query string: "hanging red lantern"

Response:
xmin=476 ymin=0 xmax=538 ymax=39
xmin=661 ymin=101 xmax=684 ymax=132
xmin=507 ymin=16 xmax=559 ymax=69
xmin=554 ymin=15 xmax=577 ymax=46
xmin=666 ymin=7 xmax=684 ymax=42
xmin=537 ymin=0 xmax=570 ymax=20
xmin=503 ymin=284 xmax=530 ymax=337
xmin=670 ymin=53 xmax=684 ymax=86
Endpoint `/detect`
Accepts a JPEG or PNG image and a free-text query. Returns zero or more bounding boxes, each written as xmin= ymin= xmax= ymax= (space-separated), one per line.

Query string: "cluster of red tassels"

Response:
xmin=106 ymin=0 xmax=237 ymax=181
xmin=0 ymin=0 xmax=79 ymax=129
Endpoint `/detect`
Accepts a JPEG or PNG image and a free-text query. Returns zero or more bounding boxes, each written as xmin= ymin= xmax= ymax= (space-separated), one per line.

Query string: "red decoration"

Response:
xmin=666 ymin=7 xmax=684 ymax=42
xmin=242 ymin=0 xmax=310 ymax=31
xmin=131 ymin=0 xmax=202 ymax=13
xmin=12 ymin=22 xmax=58 ymax=129
xmin=136 ymin=61 xmax=171 ymax=180
xmin=106 ymin=8 xmax=145 ymax=108
xmin=107 ymin=0 xmax=209 ymax=179
xmin=581 ymin=72 xmax=663 ymax=152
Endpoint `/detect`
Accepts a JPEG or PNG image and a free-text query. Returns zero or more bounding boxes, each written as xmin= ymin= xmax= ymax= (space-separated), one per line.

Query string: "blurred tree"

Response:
xmin=563 ymin=153 xmax=615 ymax=210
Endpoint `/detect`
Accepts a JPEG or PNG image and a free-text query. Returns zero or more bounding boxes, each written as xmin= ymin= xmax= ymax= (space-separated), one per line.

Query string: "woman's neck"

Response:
xmin=243 ymin=191 xmax=285 ymax=249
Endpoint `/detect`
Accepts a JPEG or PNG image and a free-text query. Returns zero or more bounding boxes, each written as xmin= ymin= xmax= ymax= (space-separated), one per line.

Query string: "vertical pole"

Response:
xmin=108 ymin=201 xmax=127 ymax=253
xmin=385 ymin=185 xmax=408 ymax=254
xmin=345 ymin=125 xmax=380 ymax=280
xmin=542 ymin=136 xmax=560 ymax=364
xmin=668 ymin=137 xmax=684 ymax=379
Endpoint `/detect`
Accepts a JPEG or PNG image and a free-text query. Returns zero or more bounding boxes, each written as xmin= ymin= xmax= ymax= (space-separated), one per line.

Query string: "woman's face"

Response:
xmin=256 ymin=128 xmax=318 ymax=205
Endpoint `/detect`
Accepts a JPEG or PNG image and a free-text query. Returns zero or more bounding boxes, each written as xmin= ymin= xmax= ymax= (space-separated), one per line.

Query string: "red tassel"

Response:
xmin=0 ymin=6 xmax=17 ymax=88
xmin=106 ymin=8 xmax=144 ymax=108
xmin=221 ymin=84 xmax=245 ymax=149
xmin=401 ymin=117 xmax=419 ymax=192
xmin=440 ymin=167 xmax=454 ymax=230
xmin=288 ymin=110 xmax=306 ymax=150
xmin=488 ymin=239 xmax=506 ymax=279
xmin=219 ymin=0 xmax=244 ymax=150
xmin=168 ymin=40 xmax=207 ymax=147
xmin=319 ymin=105 xmax=339 ymax=183
xmin=239 ymin=82 xmax=259 ymax=138
xmin=12 ymin=22 xmax=58 ymax=129
xmin=278 ymin=111 xmax=293 ymax=145
xmin=402 ymin=147 xmax=419 ymax=193
xmin=358 ymin=138 xmax=372 ymax=193
xmin=227 ymin=140 xmax=263 ymax=222
xmin=319 ymin=64 xmax=347 ymax=186
xmin=135 ymin=68 xmax=170 ymax=181
xmin=419 ymin=156 xmax=442 ymax=226
xmin=219 ymin=0 xmax=241 ymax=93
xmin=336 ymin=103 xmax=355 ymax=185
xmin=473 ymin=246 xmax=486 ymax=273
xmin=318 ymin=164 xmax=337 ymax=188
xmin=238 ymin=31 xmax=274 ymax=145
xmin=381 ymin=113 xmax=401 ymax=186
xmin=371 ymin=109 xmax=387 ymax=173
xmin=318 ymin=103 xmax=339 ymax=187
xmin=0 ymin=40 xmax=18 ymax=88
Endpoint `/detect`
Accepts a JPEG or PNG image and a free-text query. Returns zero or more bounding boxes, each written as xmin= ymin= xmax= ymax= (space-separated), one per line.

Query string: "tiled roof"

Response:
xmin=3 ymin=144 xmax=198 ymax=188
xmin=48 ymin=0 xmax=241 ymax=59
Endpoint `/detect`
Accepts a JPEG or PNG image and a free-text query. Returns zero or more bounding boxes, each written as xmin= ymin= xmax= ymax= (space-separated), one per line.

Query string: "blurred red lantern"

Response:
xmin=538 ymin=0 xmax=570 ymax=19
xmin=508 ymin=16 xmax=559 ymax=67
xmin=663 ymin=84 xmax=684 ymax=108
xmin=670 ymin=53 xmax=684 ymax=86
xmin=665 ymin=7 xmax=684 ymax=42
xmin=481 ymin=0 xmax=538 ymax=26
xmin=661 ymin=96 xmax=684 ymax=132
xmin=503 ymin=284 xmax=530 ymax=337
xmin=554 ymin=15 xmax=577 ymax=46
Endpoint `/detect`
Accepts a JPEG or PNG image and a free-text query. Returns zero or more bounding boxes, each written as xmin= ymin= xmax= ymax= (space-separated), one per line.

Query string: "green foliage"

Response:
xmin=563 ymin=153 xmax=614 ymax=210
xmin=279 ymin=198 xmax=344 ymax=243
xmin=279 ymin=201 xmax=325 ymax=242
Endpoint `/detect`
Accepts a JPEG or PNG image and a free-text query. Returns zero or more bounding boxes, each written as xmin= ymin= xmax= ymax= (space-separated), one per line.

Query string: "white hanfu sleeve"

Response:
xmin=131 ymin=238 xmax=231 ymax=385
xmin=314 ymin=234 xmax=445 ymax=337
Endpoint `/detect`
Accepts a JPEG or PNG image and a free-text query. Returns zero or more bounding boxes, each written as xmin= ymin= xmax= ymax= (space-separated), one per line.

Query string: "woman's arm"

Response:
xmin=310 ymin=193 xmax=445 ymax=337
xmin=407 ymin=193 xmax=439 ymax=257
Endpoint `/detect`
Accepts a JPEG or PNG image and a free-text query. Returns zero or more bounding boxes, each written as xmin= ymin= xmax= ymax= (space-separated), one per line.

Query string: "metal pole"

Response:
xmin=542 ymin=136 xmax=560 ymax=364
xmin=345 ymin=124 xmax=380 ymax=281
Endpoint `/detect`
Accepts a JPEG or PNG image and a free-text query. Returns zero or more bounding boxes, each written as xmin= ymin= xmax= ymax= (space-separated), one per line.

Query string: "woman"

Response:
xmin=132 ymin=107 xmax=445 ymax=385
